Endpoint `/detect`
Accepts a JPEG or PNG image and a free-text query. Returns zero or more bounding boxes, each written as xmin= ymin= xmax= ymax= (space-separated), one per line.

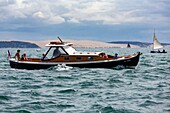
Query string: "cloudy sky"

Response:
xmin=0 ymin=0 xmax=169 ymax=42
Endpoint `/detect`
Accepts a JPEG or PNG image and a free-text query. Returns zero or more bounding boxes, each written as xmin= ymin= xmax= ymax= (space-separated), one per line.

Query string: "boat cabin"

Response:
xmin=42 ymin=41 xmax=103 ymax=60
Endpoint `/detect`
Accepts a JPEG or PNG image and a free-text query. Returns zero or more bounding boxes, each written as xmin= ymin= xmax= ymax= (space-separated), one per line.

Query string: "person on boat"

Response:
xmin=52 ymin=47 xmax=61 ymax=58
xmin=41 ymin=53 xmax=48 ymax=60
xmin=103 ymin=53 xmax=108 ymax=59
xmin=114 ymin=53 xmax=118 ymax=59
xmin=99 ymin=53 xmax=108 ymax=58
xmin=14 ymin=49 xmax=20 ymax=60
xmin=21 ymin=53 xmax=28 ymax=60
xmin=162 ymin=49 xmax=166 ymax=53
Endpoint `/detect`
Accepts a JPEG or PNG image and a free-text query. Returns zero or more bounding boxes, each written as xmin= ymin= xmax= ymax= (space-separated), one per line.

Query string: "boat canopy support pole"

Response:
xmin=58 ymin=37 xmax=63 ymax=43
xmin=42 ymin=47 xmax=52 ymax=60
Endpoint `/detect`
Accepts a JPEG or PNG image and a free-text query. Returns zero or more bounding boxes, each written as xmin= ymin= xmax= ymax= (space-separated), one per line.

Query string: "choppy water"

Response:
xmin=0 ymin=48 xmax=170 ymax=113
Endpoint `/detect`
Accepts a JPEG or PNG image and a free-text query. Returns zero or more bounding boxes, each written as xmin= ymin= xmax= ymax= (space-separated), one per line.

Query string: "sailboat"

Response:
xmin=150 ymin=31 xmax=167 ymax=53
xmin=127 ymin=43 xmax=131 ymax=48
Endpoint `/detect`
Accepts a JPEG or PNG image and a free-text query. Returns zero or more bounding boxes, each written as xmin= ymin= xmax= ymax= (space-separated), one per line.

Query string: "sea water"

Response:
xmin=0 ymin=48 xmax=170 ymax=113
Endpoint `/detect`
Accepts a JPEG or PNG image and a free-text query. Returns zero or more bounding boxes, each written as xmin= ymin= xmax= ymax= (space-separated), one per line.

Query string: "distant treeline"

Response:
xmin=0 ymin=41 xmax=40 ymax=48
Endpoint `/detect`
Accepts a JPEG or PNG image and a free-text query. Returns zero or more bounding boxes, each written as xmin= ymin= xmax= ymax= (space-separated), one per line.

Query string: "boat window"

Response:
xmin=64 ymin=56 xmax=69 ymax=60
xmin=76 ymin=56 xmax=82 ymax=60
xmin=45 ymin=47 xmax=66 ymax=59
xmin=63 ymin=46 xmax=77 ymax=55
xmin=88 ymin=57 xmax=94 ymax=60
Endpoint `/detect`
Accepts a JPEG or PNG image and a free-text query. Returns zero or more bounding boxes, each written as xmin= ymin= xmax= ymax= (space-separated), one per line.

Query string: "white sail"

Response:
xmin=153 ymin=32 xmax=163 ymax=49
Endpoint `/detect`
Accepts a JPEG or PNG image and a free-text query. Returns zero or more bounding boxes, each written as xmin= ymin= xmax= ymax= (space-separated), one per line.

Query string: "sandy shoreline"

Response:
xmin=33 ymin=39 xmax=139 ymax=48
xmin=0 ymin=39 xmax=140 ymax=48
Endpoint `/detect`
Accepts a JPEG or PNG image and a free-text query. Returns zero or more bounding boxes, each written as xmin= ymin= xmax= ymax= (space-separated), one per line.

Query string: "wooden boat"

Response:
xmin=150 ymin=31 xmax=167 ymax=53
xmin=9 ymin=39 xmax=142 ymax=70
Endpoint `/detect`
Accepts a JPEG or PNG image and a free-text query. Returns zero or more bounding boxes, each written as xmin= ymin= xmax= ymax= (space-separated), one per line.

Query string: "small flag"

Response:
xmin=7 ymin=50 xmax=11 ymax=58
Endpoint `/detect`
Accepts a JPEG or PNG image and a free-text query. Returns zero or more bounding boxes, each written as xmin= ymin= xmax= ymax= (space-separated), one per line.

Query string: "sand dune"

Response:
xmin=34 ymin=39 xmax=139 ymax=48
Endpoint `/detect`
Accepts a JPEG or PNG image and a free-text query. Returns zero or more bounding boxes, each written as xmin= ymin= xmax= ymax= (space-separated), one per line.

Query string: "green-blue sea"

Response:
xmin=0 ymin=48 xmax=170 ymax=113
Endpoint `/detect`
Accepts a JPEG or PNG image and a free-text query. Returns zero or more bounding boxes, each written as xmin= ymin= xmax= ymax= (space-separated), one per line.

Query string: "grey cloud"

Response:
xmin=0 ymin=0 xmax=170 ymax=25
xmin=0 ymin=0 xmax=169 ymax=42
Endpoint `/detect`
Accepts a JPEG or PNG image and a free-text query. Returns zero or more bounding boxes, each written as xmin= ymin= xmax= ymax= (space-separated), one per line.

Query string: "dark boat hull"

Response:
xmin=150 ymin=51 xmax=167 ymax=53
xmin=9 ymin=53 xmax=141 ymax=70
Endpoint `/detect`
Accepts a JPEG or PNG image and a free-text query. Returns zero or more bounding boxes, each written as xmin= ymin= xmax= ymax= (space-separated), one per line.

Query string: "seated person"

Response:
xmin=99 ymin=53 xmax=108 ymax=58
xmin=21 ymin=53 xmax=28 ymax=60
xmin=41 ymin=53 xmax=48 ymax=60
xmin=103 ymin=53 xmax=108 ymax=58
xmin=114 ymin=53 xmax=118 ymax=59
xmin=52 ymin=47 xmax=61 ymax=58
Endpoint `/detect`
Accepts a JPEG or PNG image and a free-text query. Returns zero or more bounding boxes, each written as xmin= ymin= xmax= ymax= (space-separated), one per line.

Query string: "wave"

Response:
xmin=100 ymin=106 xmax=139 ymax=113
xmin=0 ymin=95 xmax=10 ymax=101
xmin=58 ymin=89 xmax=76 ymax=93
xmin=12 ymin=110 xmax=32 ymax=113
xmin=48 ymin=64 xmax=73 ymax=71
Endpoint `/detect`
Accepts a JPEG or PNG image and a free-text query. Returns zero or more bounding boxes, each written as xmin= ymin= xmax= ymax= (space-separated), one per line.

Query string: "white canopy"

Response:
xmin=63 ymin=46 xmax=102 ymax=56
xmin=45 ymin=41 xmax=102 ymax=56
